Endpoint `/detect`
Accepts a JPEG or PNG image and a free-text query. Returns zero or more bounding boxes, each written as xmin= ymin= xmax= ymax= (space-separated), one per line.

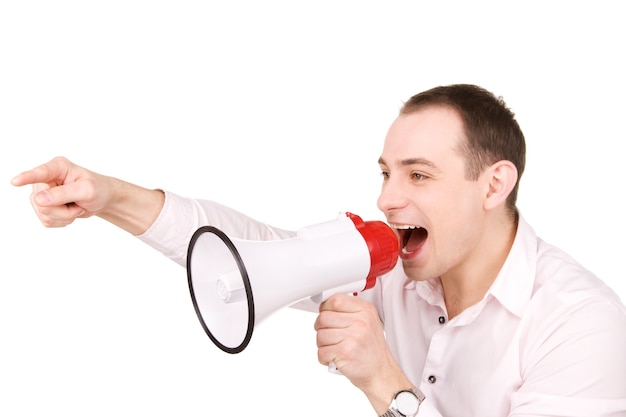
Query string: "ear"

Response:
xmin=483 ymin=160 xmax=518 ymax=211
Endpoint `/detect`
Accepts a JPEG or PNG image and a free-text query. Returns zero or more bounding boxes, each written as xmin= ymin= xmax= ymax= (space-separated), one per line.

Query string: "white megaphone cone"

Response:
xmin=186 ymin=212 xmax=399 ymax=355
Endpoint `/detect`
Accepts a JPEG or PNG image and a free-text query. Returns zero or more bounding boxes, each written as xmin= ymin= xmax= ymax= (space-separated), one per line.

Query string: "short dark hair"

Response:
xmin=401 ymin=84 xmax=526 ymax=217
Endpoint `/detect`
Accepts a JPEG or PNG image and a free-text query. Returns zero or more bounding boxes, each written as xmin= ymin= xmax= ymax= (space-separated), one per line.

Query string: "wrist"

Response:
xmin=364 ymin=378 xmax=415 ymax=415
xmin=358 ymin=353 xmax=415 ymax=414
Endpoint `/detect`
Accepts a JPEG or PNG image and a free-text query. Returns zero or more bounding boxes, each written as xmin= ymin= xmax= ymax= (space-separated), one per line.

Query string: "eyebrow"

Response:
xmin=378 ymin=156 xmax=439 ymax=170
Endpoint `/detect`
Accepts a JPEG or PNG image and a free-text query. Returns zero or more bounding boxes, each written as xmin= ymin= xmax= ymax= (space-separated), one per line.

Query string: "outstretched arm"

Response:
xmin=12 ymin=156 xmax=297 ymax=266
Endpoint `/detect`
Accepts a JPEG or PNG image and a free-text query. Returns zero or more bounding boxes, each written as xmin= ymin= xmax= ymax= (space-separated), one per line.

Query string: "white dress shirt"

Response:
xmin=139 ymin=191 xmax=626 ymax=417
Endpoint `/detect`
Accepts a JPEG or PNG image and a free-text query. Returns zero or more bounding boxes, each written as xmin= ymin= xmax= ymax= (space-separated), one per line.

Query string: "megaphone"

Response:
xmin=186 ymin=212 xmax=399 ymax=354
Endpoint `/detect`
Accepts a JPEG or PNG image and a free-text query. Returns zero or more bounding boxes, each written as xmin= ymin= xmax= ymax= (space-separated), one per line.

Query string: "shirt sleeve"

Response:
xmin=510 ymin=292 xmax=626 ymax=416
xmin=137 ymin=190 xmax=296 ymax=266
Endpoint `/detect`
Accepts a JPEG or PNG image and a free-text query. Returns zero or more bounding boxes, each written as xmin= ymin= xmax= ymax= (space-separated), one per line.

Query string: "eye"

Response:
xmin=412 ymin=172 xmax=427 ymax=181
xmin=380 ymin=171 xmax=390 ymax=180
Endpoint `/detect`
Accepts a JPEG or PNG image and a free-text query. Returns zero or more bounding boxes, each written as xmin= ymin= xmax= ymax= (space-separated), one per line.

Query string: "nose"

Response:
xmin=377 ymin=178 xmax=408 ymax=213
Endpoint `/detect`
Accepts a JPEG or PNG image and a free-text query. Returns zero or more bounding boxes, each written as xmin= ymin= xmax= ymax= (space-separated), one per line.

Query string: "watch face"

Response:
xmin=395 ymin=390 xmax=420 ymax=416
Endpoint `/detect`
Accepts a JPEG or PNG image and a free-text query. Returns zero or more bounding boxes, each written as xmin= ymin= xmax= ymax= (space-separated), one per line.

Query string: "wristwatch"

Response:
xmin=379 ymin=388 xmax=425 ymax=417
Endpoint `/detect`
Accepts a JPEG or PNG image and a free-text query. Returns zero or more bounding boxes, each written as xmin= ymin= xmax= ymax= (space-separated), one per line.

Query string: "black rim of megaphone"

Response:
xmin=186 ymin=226 xmax=255 ymax=354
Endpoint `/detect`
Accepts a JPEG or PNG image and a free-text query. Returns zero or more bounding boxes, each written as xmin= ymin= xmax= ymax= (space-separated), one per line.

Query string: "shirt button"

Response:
xmin=438 ymin=316 xmax=446 ymax=324
xmin=428 ymin=375 xmax=437 ymax=384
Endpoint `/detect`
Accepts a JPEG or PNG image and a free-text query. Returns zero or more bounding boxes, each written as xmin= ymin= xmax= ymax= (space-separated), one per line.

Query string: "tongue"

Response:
xmin=404 ymin=228 xmax=427 ymax=252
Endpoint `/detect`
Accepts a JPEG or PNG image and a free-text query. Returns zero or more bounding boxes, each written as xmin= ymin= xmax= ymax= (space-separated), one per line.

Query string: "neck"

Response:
xmin=442 ymin=217 xmax=517 ymax=319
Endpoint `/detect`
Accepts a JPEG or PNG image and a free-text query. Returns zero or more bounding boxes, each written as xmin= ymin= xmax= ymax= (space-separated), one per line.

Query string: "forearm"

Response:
xmin=97 ymin=177 xmax=165 ymax=236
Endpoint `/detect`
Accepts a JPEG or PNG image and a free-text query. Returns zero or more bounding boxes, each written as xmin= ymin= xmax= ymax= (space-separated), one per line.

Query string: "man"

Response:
xmin=12 ymin=84 xmax=626 ymax=416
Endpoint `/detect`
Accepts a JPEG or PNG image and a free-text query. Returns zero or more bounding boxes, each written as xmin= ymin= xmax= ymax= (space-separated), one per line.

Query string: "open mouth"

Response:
xmin=392 ymin=224 xmax=428 ymax=255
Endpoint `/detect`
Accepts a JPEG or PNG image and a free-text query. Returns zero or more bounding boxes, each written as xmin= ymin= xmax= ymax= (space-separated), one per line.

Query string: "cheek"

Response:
xmin=452 ymin=179 xmax=485 ymax=209
xmin=428 ymin=183 xmax=485 ymax=233
xmin=435 ymin=181 xmax=481 ymax=212
xmin=435 ymin=191 xmax=484 ymax=253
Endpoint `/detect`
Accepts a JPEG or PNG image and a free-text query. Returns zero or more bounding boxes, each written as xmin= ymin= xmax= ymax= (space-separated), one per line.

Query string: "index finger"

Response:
xmin=10 ymin=157 xmax=71 ymax=187
xmin=319 ymin=293 xmax=363 ymax=313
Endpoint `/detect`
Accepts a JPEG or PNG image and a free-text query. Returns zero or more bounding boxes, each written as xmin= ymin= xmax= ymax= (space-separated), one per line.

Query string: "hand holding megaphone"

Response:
xmin=186 ymin=212 xmax=399 ymax=361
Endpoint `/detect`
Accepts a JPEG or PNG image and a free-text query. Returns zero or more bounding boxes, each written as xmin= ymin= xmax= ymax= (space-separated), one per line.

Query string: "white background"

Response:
xmin=1 ymin=1 xmax=624 ymax=416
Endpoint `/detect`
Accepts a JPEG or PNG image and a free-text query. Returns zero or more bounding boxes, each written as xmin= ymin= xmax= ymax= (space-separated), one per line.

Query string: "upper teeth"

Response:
xmin=391 ymin=224 xmax=421 ymax=230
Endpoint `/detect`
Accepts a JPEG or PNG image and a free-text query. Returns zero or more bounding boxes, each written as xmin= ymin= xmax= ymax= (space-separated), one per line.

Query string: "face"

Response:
xmin=377 ymin=106 xmax=489 ymax=282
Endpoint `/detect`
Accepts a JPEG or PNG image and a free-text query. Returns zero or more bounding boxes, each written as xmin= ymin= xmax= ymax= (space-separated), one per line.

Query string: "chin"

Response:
xmin=400 ymin=260 xmax=431 ymax=281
